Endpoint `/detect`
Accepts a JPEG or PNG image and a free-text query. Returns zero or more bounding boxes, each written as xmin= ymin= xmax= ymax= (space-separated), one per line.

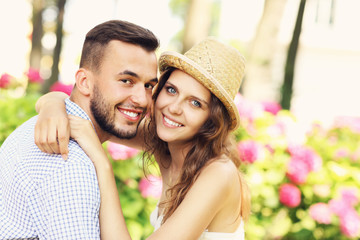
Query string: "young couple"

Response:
xmin=0 ymin=20 xmax=250 ymax=239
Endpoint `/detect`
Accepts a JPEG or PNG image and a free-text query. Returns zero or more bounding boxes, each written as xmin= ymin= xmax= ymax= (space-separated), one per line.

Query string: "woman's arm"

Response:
xmin=34 ymin=92 xmax=147 ymax=158
xmin=147 ymin=161 xmax=237 ymax=240
xmin=68 ymin=115 xmax=131 ymax=240
xmin=34 ymin=92 xmax=70 ymax=159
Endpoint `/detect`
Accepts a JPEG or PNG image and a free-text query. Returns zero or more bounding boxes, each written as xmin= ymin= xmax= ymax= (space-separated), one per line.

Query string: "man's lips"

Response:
xmin=118 ymin=108 xmax=143 ymax=121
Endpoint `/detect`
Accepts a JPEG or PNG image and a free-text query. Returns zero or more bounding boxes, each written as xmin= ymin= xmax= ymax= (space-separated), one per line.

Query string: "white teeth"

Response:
xmin=122 ymin=110 xmax=138 ymax=118
xmin=164 ymin=116 xmax=182 ymax=127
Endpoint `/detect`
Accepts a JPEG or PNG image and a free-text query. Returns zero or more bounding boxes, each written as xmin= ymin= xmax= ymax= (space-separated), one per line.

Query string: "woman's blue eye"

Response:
xmin=191 ymin=100 xmax=201 ymax=108
xmin=166 ymin=86 xmax=176 ymax=94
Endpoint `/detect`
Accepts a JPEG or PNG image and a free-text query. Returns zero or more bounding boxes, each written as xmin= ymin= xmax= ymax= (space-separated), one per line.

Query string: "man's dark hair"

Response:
xmin=80 ymin=20 xmax=159 ymax=72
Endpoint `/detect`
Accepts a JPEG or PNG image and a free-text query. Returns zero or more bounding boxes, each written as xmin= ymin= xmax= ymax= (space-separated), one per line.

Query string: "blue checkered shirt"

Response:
xmin=0 ymin=98 xmax=100 ymax=239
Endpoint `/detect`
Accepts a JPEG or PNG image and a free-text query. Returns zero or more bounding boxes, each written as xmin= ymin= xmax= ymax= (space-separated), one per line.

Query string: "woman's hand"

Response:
xmin=69 ymin=115 xmax=131 ymax=240
xmin=34 ymin=92 xmax=69 ymax=159
xmin=68 ymin=115 xmax=109 ymax=166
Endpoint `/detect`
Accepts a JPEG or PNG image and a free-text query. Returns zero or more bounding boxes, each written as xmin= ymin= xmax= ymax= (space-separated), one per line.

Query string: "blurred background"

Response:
xmin=1 ymin=0 xmax=360 ymax=126
xmin=1 ymin=0 xmax=360 ymax=239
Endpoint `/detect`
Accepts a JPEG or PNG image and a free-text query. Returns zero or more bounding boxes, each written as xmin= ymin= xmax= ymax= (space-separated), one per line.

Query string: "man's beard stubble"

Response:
xmin=90 ymin=85 xmax=143 ymax=139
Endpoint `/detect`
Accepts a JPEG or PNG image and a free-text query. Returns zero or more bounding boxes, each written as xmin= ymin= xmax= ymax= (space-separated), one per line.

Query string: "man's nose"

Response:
xmin=129 ymin=85 xmax=149 ymax=108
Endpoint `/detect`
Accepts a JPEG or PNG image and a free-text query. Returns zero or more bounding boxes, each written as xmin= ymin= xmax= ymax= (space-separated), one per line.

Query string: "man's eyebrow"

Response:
xmin=149 ymin=78 xmax=158 ymax=84
xmin=118 ymin=70 xmax=138 ymax=78
xmin=118 ymin=71 xmax=158 ymax=84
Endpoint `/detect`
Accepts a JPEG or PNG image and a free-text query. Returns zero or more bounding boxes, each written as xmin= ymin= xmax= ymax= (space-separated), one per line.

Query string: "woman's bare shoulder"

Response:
xmin=199 ymin=156 xmax=239 ymax=189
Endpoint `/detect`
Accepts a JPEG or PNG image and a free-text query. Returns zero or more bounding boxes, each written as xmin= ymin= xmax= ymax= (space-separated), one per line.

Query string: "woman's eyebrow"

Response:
xmin=167 ymin=81 xmax=209 ymax=107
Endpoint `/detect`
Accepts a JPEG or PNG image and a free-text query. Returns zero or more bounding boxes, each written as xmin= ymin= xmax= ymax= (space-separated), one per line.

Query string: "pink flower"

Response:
xmin=279 ymin=183 xmax=301 ymax=208
xmin=26 ymin=68 xmax=43 ymax=83
xmin=50 ymin=82 xmax=74 ymax=96
xmin=341 ymin=187 xmax=359 ymax=206
xmin=328 ymin=190 xmax=360 ymax=237
xmin=329 ymin=198 xmax=350 ymax=217
xmin=139 ymin=175 xmax=162 ymax=199
xmin=287 ymin=144 xmax=322 ymax=172
xmin=339 ymin=208 xmax=360 ymax=238
xmin=234 ymin=93 xmax=264 ymax=122
xmin=107 ymin=142 xmax=139 ymax=160
xmin=261 ymin=101 xmax=282 ymax=115
xmin=237 ymin=140 xmax=263 ymax=164
xmin=0 ymin=73 xmax=12 ymax=88
xmin=286 ymin=158 xmax=309 ymax=184
xmin=309 ymin=203 xmax=333 ymax=224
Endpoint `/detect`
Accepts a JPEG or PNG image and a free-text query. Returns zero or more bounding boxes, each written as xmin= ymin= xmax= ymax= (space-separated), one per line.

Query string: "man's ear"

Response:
xmin=75 ymin=68 xmax=92 ymax=96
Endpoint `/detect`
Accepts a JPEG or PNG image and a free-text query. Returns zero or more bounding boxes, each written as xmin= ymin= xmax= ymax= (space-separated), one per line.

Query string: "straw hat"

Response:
xmin=159 ymin=37 xmax=245 ymax=130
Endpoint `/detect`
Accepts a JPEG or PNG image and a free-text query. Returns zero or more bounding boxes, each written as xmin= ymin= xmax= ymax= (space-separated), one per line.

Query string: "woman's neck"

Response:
xmin=163 ymin=142 xmax=191 ymax=180
xmin=168 ymin=144 xmax=186 ymax=169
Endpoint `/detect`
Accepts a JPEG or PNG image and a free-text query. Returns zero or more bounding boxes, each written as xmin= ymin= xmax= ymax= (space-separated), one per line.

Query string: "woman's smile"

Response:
xmin=162 ymin=114 xmax=184 ymax=128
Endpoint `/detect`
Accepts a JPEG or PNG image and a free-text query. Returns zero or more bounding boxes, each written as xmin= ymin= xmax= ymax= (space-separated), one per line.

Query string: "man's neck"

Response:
xmin=69 ymin=95 xmax=110 ymax=143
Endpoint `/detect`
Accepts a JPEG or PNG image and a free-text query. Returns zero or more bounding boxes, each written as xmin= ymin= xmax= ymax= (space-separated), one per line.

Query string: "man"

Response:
xmin=0 ymin=20 xmax=159 ymax=239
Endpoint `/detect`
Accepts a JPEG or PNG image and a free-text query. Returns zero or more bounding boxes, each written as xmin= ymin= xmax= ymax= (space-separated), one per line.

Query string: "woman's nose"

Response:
xmin=168 ymin=100 xmax=182 ymax=115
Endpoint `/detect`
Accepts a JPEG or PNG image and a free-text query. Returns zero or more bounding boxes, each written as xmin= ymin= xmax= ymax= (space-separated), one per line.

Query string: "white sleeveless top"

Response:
xmin=150 ymin=205 xmax=245 ymax=240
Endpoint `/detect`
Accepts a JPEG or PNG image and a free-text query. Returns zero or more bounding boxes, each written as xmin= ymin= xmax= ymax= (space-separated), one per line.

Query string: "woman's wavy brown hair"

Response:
xmin=143 ymin=68 xmax=251 ymax=223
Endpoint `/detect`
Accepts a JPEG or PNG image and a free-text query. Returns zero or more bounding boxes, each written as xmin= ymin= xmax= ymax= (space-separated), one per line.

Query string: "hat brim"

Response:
xmin=159 ymin=51 xmax=240 ymax=130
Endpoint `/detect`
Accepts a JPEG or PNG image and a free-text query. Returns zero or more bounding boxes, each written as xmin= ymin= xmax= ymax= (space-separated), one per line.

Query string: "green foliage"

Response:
xmin=0 ymin=93 xmax=40 ymax=145
xmin=1 ymin=86 xmax=359 ymax=239
xmin=234 ymin=103 xmax=360 ymax=239
xmin=169 ymin=0 xmax=190 ymax=18
xmin=106 ymin=145 xmax=159 ymax=240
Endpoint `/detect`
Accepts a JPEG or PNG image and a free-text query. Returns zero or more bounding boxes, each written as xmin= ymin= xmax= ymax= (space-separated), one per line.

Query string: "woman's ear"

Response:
xmin=75 ymin=68 xmax=92 ymax=96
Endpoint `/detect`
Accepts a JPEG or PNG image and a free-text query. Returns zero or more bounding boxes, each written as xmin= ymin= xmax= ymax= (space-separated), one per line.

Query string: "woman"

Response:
xmin=35 ymin=37 xmax=251 ymax=239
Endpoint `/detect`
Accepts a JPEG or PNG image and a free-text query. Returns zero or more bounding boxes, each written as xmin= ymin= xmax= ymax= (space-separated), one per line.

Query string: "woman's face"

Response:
xmin=155 ymin=70 xmax=211 ymax=145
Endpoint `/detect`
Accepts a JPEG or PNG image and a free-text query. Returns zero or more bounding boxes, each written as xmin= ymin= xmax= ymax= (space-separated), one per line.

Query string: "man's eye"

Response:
xmin=166 ymin=86 xmax=176 ymax=94
xmin=121 ymin=79 xmax=132 ymax=84
xmin=145 ymin=83 xmax=154 ymax=89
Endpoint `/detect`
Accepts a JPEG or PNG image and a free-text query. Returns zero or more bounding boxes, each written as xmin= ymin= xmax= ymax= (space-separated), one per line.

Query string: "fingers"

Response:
xmin=57 ymin=118 xmax=70 ymax=160
xmin=47 ymin=118 xmax=61 ymax=154
xmin=35 ymin=122 xmax=53 ymax=154
xmin=68 ymin=115 xmax=98 ymax=144
xmin=34 ymin=116 xmax=70 ymax=160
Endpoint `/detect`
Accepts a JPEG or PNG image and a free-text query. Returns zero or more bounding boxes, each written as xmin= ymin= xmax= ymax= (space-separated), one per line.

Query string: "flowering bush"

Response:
xmin=26 ymin=68 xmax=43 ymax=84
xmin=105 ymin=142 xmax=160 ymax=240
xmin=0 ymin=73 xmax=13 ymax=88
xmin=50 ymin=81 xmax=74 ymax=96
xmin=1 ymin=68 xmax=360 ymax=239
xmin=139 ymin=175 xmax=162 ymax=199
xmin=279 ymin=183 xmax=301 ymax=208
xmin=234 ymin=93 xmax=360 ymax=239
xmin=108 ymin=142 xmax=139 ymax=160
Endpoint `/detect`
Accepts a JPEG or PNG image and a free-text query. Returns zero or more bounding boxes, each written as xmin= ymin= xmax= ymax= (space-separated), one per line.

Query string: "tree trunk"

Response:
xmin=280 ymin=0 xmax=306 ymax=110
xmin=29 ymin=0 xmax=44 ymax=70
xmin=182 ymin=0 xmax=211 ymax=53
xmin=240 ymin=0 xmax=287 ymax=102
xmin=42 ymin=0 xmax=66 ymax=93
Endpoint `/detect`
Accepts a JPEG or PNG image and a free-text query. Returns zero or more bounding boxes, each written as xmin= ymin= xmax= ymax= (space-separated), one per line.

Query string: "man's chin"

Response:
xmin=111 ymin=127 xmax=138 ymax=140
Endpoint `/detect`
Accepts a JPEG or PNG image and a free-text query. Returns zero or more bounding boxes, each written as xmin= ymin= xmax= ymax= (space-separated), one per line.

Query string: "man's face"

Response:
xmin=89 ymin=40 xmax=158 ymax=140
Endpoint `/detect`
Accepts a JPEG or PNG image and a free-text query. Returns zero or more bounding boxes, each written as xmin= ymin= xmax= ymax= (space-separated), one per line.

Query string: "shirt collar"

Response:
xmin=65 ymin=98 xmax=92 ymax=121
